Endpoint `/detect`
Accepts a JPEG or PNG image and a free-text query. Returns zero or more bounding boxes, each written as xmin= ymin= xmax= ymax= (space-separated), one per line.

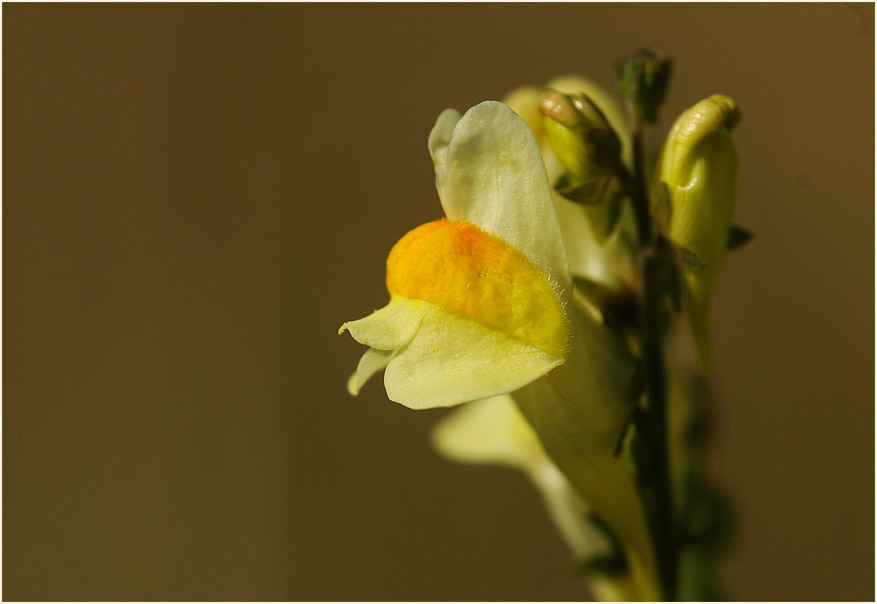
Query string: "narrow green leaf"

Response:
xmin=726 ymin=224 xmax=753 ymax=251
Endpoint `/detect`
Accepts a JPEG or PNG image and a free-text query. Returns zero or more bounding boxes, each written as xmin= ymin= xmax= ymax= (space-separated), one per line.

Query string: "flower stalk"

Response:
xmin=604 ymin=124 xmax=678 ymax=599
xmin=612 ymin=52 xmax=681 ymax=598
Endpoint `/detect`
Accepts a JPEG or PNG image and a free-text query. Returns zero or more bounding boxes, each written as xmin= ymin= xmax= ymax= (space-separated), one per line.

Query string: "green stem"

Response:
xmin=629 ymin=129 xmax=652 ymax=247
xmin=640 ymin=251 xmax=677 ymax=601
xmin=618 ymin=126 xmax=679 ymax=600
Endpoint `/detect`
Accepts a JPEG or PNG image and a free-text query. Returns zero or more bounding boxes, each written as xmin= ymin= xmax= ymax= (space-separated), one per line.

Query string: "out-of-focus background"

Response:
xmin=3 ymin=4 xmax=874 ymax=601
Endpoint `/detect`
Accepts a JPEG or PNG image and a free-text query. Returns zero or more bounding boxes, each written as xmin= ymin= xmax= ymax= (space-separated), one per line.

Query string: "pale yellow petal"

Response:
xmin=338 ymin=295 xmax=426 ymax=351
xmin=427 ymin=107 xmax=462 ymax=186
xmin=431 ymin=395 xmax=543 ymax=468
xmin=435 ymin=100 xmax=571 ymax=294
xmin=347 ymin=347 xmax=393 ymax=396
xmin=384 ymin=302 xmax=564 ymax=409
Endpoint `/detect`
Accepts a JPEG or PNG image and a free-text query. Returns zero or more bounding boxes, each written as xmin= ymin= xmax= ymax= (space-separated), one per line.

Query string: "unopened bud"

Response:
xmin=656 ymin=94 xmax=740 ymax=370
xmin=540 ymin=90 xmax=588 ymax=129
xmin=539 ymin=90 xmax=622 ymax=190
xmin=614 ymin=49 xmax=672 ymax=124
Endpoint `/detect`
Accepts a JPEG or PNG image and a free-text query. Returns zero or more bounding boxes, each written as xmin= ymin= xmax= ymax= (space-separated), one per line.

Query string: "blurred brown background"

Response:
xmin=3 ymin=3 xmax=874 ymax=601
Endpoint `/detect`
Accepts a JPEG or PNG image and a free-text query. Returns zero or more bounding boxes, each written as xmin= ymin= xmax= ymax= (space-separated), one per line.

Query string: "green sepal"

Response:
xmin=585 ymin=121 xmax=623 ymax=172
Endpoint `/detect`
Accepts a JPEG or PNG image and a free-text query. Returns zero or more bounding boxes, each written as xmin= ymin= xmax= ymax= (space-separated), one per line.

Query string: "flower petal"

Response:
xmin=386 ymin=219 xmax=570 ymax=359
xmin=434 ymin=101 xmax=571 ymax=294
xmin=347 ymin=347 xmax=393 ymax=396
xmin=384 ymin=301 xmax=564 ymax=409
xmin=428 ymin=108 xmax=462 ymax=185
xmin=431 ymin=394 xmax=543 ymax=468
xmin=338 ymin=294 xmax=425 ymax=350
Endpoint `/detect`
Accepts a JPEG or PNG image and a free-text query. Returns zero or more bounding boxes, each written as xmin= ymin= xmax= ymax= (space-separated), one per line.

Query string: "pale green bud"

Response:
xmin=656 ymin=94 xmax=740 ymax=370
xmin=539 ymin=89 xmax=626 ymax=244
xmin=540 ymin=89 xmax=621 ymax=189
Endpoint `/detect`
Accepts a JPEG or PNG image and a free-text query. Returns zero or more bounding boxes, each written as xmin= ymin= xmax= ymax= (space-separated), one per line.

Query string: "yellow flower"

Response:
xmin=339 ymin=101 xmax=571 ymax=408
xmin=340 ymin=101 xmax=659 ymax=600
xmin=655 ymin=95 xmax=740 ymax=370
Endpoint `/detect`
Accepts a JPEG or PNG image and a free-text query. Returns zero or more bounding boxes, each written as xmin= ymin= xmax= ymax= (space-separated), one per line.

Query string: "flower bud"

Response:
xmin=614 ymin=49 xmax=672 ymax=124
xmin=539 ymin=89 xmax=626 ymax=245
xmin=656 ymin=95 xmax=740 ymax=370
xmin=503 ymin=77 xmax=636 ymax=279
xmin=539 ymin=89 xmax=622 ymax=191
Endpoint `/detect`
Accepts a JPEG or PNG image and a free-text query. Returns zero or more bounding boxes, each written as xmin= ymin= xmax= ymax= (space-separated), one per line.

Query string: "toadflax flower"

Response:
xmin=340 ymin=101 xmax=659 ymax=599
xmin=339 ymin=101 xmax=572 ymax=408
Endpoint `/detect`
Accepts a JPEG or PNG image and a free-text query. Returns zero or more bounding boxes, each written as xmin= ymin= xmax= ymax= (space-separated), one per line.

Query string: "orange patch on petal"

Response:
xmin=386 ymin=219 xmax=569 ymax=358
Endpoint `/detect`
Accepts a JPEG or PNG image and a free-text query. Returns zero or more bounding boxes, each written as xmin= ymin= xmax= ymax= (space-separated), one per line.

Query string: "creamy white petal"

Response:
xmin=347 ymin=347 xmax=394 ymax=396
xmin=435 ymin=101 xmax=571 ymax=294
xmin=431 ymin=395 xmax=542 ymax=468
xmin=384 ymin=301 xmax=564 ymax=410
xmin=339 ymin=295 xmax=426 ymax=351
xmin=428 ymin=108 xmax=462 ymax=186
